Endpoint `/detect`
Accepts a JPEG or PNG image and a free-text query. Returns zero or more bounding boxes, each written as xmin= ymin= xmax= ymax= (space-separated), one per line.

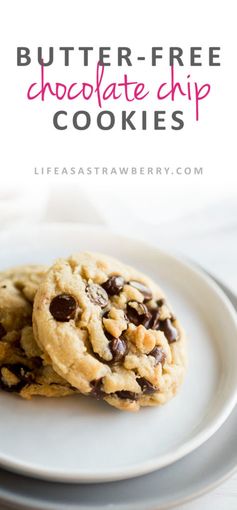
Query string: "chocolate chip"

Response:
xmin=0 ymin=323 xmax=6 ymax=340
xmin=115 ymin=390 xmax=138 ymax=401
xmin=90 ymin=379 xmax=105 ymax=400
xmin=0 ymin=365 xmax=27 ymax=393
xmin=4 ymin=364 xmax=35 ymax=383
xmin=32 ymin=356 xmax=43 ymax=369
xmin=109 ymin=337 xmax=127 ymax=362
xmin=137 ymin=377 xmax=157 ymax=394
xmin=148 ymin=309 xmax=160 ymax=330
xmin=126 ymin=301 xmax=152 ymax=328
xmin=158 ymin=298 xmax=165 ymax=307
xmin=19 ymin=367 xmax=35 ymax=383
xmin=49 ymin=294 xmax=77 ymax=322
xmin=123 ymin=312 xmax=129 ymax=322
xmin=149 ymin=346 xmax=166 ymax=365
xmin=102 ymin=275 xmax=125 ymax=296
xmin=103 ymin=328 xmax=114 ymax=341
xmin=159 ymin=319 xmax=178 ymax=343
xmin=129 ymin=281 xmax=152 ymax=301
xmin=86 ymin=284 xmax=108 ymax=308
xmin=0 ymin=379 xmax=25 ymax=393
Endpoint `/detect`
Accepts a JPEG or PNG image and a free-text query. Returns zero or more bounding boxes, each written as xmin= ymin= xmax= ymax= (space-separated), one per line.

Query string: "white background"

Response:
xmin=1 ymin=0 xmax=236 ymax=223
xmin=1 ymin=1 xmax=237 ymax=508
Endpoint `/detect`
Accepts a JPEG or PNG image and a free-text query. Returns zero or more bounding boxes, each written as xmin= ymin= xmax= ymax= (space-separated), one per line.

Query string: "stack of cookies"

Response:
xmin=0 ymin=265 xmax=79 ymax=399
xmin=0 ymin=253 xmax=187 ymax=411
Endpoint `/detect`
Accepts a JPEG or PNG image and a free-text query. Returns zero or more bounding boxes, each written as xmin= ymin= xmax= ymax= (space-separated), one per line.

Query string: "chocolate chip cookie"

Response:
xmin=0 ymin=265 xmax=47 ymax=303
xmin=0 ymin=266 xmax=78 ymax=398
xmin=33 ymin=253 xmax=187 ymax=411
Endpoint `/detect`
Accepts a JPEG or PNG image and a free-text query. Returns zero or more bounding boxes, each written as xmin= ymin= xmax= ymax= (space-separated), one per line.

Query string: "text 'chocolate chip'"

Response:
xmin=49 ymin=294 xmax=77 ymax=322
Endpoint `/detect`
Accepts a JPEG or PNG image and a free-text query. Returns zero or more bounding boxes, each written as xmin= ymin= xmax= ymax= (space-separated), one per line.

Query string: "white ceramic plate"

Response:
xmin=0 ymin=386 xmax=237 ymax=510
xmin=0 ymin=224 xmax=237 ymax=484
xmin=0 ymin=277 xmax=236 ymax=510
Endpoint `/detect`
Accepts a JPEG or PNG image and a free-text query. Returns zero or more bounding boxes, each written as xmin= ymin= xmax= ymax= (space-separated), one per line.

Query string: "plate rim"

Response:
xmin=0 ymin=222 xmax=237 ymax=483
xmin=0 ymin=461 xmax=237 ymax=510
xmin=0 ymin=279 xmax=236 ymax=510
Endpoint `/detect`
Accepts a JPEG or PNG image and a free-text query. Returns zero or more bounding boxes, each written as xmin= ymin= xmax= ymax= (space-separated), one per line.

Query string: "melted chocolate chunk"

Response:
xmin=159 ymin=319 xmax=178 ymax=343
xmin=157 ymin=299 xmax=165 ymax=307
xmin=0 ymin=365 xmax=29 ymax=393
xmin=32 ymin=356 xmax=43 ymax=369
xmin=4 ymin=364 xmax=35 ymax=383
xmin=149 ymin=309 xmax=160 ymax=330
xmin=103 ymin=328 xmax=114 ymax=340
xmin=102 ymin=275 xmax=125 ymax=296
xmin=49 ymin=294 xmax=77 ymax=322
xmin=137 ymin=377 xmax=157 ymax=394
xmin=0 ymin=323 xmax=6 ymax=340
xmin=115 ymin=390 xmax=138 ymax=401
xmin=90 ymin=379 xmax=105 ymax=400
xmin=19 ymin=367 xmax=35 ymax=383
xmin=86 ymin=284 xmax=108 ymax=308
xmin=109 ymin=337 xmax=127 ymax=362
xmin=149 ymin=346 xmax=166 ymax=365
xmin=129 ymin=281 xmax=152 ymax=301
xmin=126 ymin=301 xmax=151 ymax=328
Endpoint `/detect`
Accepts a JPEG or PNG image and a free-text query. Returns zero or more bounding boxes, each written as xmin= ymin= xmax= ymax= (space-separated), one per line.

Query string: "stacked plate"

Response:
xmin=0 ymin=225 xmax=237 ymax=510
